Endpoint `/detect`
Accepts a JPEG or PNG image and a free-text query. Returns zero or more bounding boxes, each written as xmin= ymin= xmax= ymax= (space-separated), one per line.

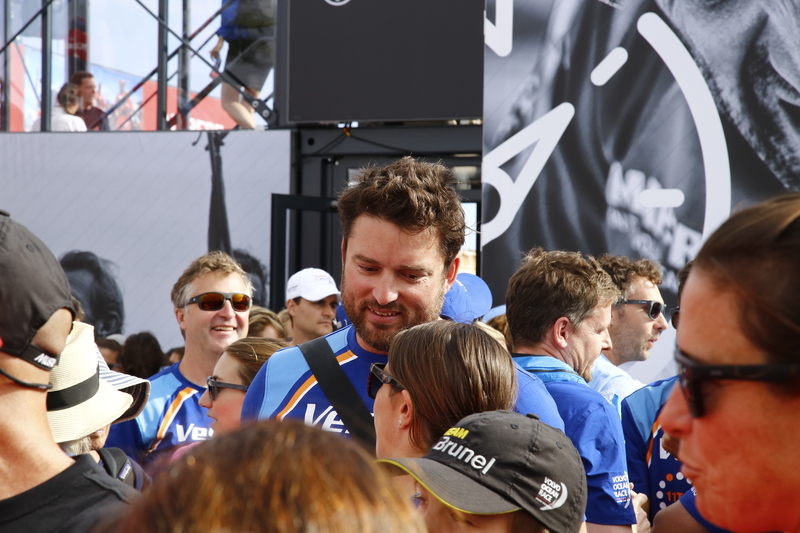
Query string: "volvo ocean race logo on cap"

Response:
xmin=536 ymin=477 xmax=569 ymax=511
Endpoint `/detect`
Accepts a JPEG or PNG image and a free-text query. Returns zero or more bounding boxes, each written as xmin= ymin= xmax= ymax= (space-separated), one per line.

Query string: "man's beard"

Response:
xmin=340 ymin=276 xmax=446 ymax=353
xmin=610 ymin=324 xmax=653 ymax=365
xmin=620 ymin=336 xmax=651 ymax=364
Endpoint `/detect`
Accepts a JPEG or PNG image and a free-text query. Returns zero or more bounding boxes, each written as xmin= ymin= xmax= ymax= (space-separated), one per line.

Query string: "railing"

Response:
xmin=0 ymin=0 xmax=276 ymax=132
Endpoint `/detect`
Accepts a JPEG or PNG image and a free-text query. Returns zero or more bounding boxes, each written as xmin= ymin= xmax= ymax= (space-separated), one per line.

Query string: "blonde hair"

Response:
xmin=116 ymin=420 xmax=426 ymax=533
xmin=171 ymin=251 xmax=252 ymax=308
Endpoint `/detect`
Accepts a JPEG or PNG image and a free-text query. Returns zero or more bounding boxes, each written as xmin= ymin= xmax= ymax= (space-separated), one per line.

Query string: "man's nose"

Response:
xmin=602 ymin=330 xmax=613 ymax=351
xmin=217 ymin=299 xmax=236 ymax=318
xmin=372 ymin=275 xmax=399 ymax=306
xmin=660 ymin=383 xmax=693 ymax=441
xmin=198 ymin=389 xmax=211 ymax=408
xmin=655 ymin=311 xmax=669 ymax=331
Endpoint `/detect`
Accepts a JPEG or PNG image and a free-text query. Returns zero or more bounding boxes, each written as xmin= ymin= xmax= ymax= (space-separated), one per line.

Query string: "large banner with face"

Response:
xmin=482 ymin=0 xmax=799 ymax=380
xmin=0 ymin=130 xmax=290 ymax=350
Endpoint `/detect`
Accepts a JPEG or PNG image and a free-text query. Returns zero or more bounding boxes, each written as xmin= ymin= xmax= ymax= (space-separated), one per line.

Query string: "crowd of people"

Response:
xmin=0 ymin=157 xmax=798 ymax=533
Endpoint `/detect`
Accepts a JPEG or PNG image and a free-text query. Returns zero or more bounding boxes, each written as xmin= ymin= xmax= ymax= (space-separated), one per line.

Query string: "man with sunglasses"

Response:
xmin=107 ymin=251 xmax=253 ymax=469
xmin=507 ymin=248 xmax=637 ymax=533
xmin=0 ymin=211 xmax=137 ymax=532
xmin=620 ymin=260 xmax=693 ymax=524
xmin=590 ymin=255 xmax=669 ymax=416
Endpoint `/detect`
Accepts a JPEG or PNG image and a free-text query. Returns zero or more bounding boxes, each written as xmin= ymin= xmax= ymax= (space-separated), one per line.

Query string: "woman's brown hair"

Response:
xmin=115 ymin=420 xmax=426 ymax=533
xmin=694 ymin=193 xmax=800 ymax=366
xmin=388 ymin=320 xmax=517 ymax=452
xmin=247 ymin=305 xmax=287 ymax=338
xmin=56 ymin=82 xmax=80 ymax=110
xmin=224 ymin=337 xmax=288 ymax=386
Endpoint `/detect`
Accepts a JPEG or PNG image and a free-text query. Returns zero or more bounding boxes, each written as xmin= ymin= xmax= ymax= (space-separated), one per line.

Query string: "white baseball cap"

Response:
xmin=286 ymin=268 xmax=340 ymax=303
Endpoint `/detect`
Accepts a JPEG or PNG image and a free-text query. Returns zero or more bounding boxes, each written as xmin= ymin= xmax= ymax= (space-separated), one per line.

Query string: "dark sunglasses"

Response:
xmin=621 ymin=300 xmax=665 ymax=320
xmin=187 ymin=292 xmax=251 ymax=312
xmin=206 ymin=377 xmax=249 ymax=401
xmin=668 ymin=306 xmax=680 ymax=329
xmin=675 ymin=351 xmax=800 ymax=418
xmin=367 ymin=363 xmax=405 ymax=400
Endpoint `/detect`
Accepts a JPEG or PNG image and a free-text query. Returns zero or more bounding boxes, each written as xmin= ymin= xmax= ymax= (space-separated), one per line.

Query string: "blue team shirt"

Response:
xmin=624 ymin=380 xmax=768 ymax=533
xmin=105 ymin=363 xmax=212 ymax=470
xmin=242 ymin=325 xmax=565 ymax=434
xmin=590 ymin=354 xmax=644 ymax=417
xmin=514 ymin=354 xmax=636 ymax=526
xmin=679 ymin=489 xmax=732 ymax=533
xmin=512 ymin=361 xmax=565 ymax=432
xmin=621 ymin=376 xmax=691 ymax=521
xmin=216 ymin=0 xmax=274 ymax=41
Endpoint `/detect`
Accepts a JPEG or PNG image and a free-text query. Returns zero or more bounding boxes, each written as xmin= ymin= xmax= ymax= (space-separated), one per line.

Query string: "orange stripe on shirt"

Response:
xmin=645 ymin=415 xmax=663 ymax=466
xmin=275 ymin=351 xmax=357 ymax=421
xmin=148 ymin=387 xmax=198 ymax=453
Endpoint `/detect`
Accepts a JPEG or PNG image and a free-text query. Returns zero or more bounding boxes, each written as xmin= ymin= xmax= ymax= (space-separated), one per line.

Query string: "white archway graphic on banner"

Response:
xmin=481 ymin=10 xmax=731 ymax=248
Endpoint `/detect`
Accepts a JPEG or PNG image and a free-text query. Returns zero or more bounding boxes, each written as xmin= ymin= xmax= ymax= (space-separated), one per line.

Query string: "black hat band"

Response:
xmin=46 ymin=365 xmax=100 ymax=411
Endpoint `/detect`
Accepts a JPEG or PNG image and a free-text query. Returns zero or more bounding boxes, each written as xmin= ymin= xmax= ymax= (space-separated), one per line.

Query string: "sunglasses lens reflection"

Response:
xmin=368 ymin=363 xmax=387 ymax=399
xmin=207 ymin=379 xmax=218 ymax=401
xmin=230 ymin=294 xmax=250 ymax=311
xmin=678 ymin=363 xmax=701 ymax=417
xmin=198 ymin=293 xmax=225 ymax=310
xmin=650 ymin=302 xmax=664 ymax=320
xmin=197 ymin=293 xmax=250 ymax=311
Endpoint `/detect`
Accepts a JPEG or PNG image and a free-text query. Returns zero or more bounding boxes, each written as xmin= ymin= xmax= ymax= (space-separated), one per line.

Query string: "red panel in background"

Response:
xmin=141 ymin=81 xmax=236 ymax=131
xmin=67 ymin=28 xmax=88 ymax=63
xmin=8 ymin=43 xmax=26 ymax=132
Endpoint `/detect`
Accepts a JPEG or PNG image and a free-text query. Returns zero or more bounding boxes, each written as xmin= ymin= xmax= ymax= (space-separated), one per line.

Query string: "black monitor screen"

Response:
xmin=284 ymin=0 xmax=484 ymax=124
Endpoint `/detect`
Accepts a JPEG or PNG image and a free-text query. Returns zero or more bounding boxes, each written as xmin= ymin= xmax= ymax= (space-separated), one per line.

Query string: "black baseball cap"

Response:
xmin=380 ymin=411 xmax=587 ymax=533
xmin=0 ymin=211 xmax=75 ymax=370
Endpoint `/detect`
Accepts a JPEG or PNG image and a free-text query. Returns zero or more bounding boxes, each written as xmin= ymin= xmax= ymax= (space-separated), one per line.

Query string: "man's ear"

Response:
xmin=444 ymin=255 xmax=460 ymax=290
xmin=341 ymin=238 xmax=348 ymax=266
xmin=552 ymin=316 xmax=571 ymax=349
xmin=286 ymin=299 xmax=297 ymax=318
xmin=175 ymin=306 xmax=187 ymax=333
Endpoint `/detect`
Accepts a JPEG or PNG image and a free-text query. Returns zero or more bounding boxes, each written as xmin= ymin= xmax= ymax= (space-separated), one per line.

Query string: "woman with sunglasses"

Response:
xmin=660 ymin=193 xmax=800 ymax=533
xmin=370 ymin=320 xmax=517 ymax=459
xmin=198 ymin=337 xmax=287 ymax=435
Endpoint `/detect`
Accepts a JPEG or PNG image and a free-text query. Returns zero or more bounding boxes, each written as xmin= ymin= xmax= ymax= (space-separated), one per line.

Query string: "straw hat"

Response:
xmin=47 ymin=322 xmax=133 ymax=443
xmin=97 ymin=344 xmax=150 ymax=423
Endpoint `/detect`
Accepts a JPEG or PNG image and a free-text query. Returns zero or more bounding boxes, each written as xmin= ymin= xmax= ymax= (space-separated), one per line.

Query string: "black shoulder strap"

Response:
xmin=97 ymin=447 xmax=136 ymax=488
xmin=298 ymin=336 xmax=376 ymax=454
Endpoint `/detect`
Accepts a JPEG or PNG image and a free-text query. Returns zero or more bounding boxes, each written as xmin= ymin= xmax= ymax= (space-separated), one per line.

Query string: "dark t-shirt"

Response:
xmin=0 ymin=454 xmax=135 ymax=533
xmin=77 ymin=106 xmax=109 ymax=131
